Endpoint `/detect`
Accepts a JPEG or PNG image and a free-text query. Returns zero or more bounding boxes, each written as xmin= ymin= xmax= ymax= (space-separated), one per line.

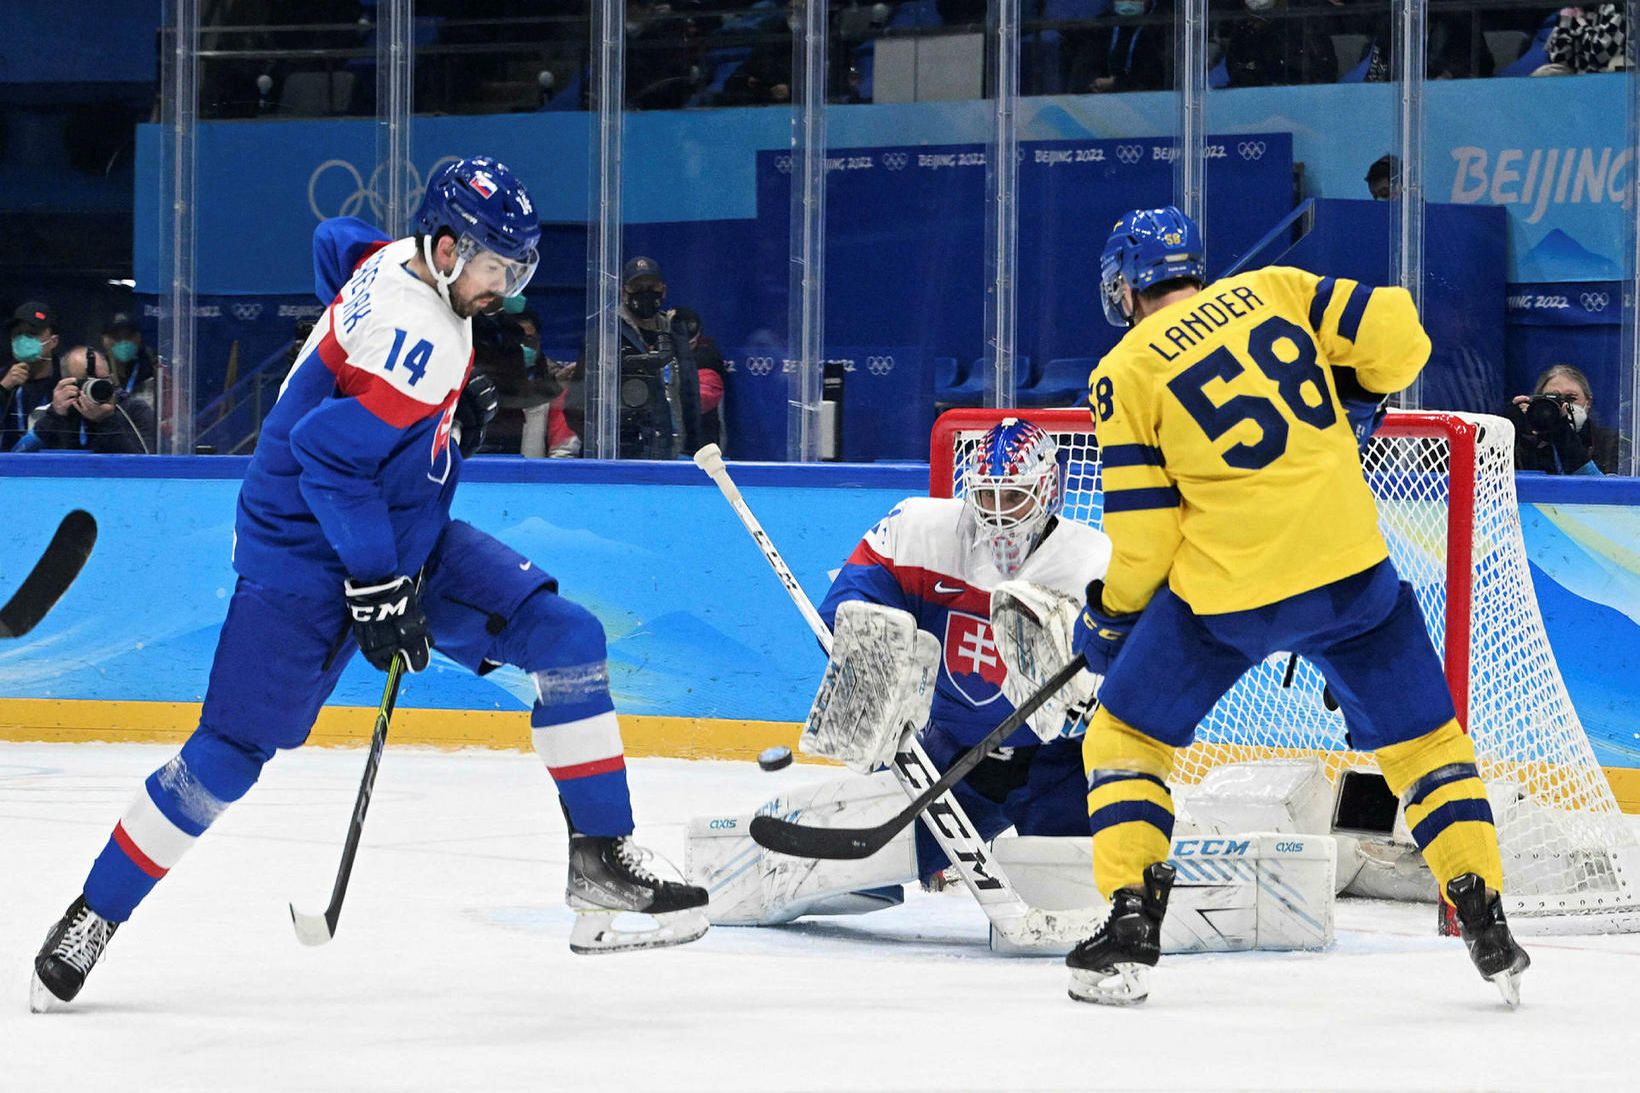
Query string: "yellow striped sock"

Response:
xmin=1083 ymin=708 xmax=1176 ymax=899
xmin=1375 ymin=720 xmax=1503 ymax=893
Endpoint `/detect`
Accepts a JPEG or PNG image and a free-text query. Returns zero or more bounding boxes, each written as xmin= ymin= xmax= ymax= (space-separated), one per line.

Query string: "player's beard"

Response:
xmin=449 ymin=284 xmax=500 ymax=319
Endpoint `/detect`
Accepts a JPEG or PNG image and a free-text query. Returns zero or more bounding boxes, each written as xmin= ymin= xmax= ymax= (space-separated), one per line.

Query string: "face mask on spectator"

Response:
xmin=1243 ymin=0 xmax=1276 ymax=10
xmin=628 ymin=289 xmax=664 ymax=319
xmin=1114 ymin=0 xmax=1146 ymax=14
xmin=1572 ymin=404 xmax=1588 ymax=430
xmin=11 ymin=334 xmax=43 ymax=363
xmin=521 ymin=344 xmax=539 ymax=367
xmin=110 ymin=339 xmax=139 ymax=365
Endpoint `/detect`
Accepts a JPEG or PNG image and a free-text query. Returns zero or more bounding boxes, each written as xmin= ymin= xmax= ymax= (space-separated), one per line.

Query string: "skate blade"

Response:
xmin=1489 ymin=967 xmax=1523 ymax=1008
xmin=569 ymin=908 xmax=709 ymax=955
xmin=28 ymin=971 xmax=67 ymax=1014
xmin=1067 ymin=963 xmax=1150 ymax=1006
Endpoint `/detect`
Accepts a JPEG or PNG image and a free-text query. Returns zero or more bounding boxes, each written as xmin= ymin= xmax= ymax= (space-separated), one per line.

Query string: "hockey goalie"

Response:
xmin=686 ymin=420 xmax=1338 ymax=954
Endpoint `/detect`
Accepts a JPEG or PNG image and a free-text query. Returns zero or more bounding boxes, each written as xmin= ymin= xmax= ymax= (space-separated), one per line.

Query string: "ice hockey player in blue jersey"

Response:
xmin=819 ymin=419 xmax=1112 ymax=885
xmin=31 ymin=157 xmax=707 ymax=1011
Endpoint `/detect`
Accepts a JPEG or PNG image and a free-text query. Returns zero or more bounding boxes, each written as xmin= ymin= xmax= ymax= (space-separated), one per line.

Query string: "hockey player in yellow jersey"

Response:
xmin=1063 ymin=206 xmax=1528 ymax=1007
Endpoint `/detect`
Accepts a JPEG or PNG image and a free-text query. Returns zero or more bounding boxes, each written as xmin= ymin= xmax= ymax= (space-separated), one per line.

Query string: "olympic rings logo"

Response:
xmin=774 ymin=155 xmax=794 ymax=175
xmin=307 ymin=156 xmax=462 ymax=222
xmin=865 ymin=355 xmax=895 ymax=376
xmin=1115 ymin=145 xmax=1144 ymax=165
xmin=230 ymin=303 xmax=264 ymax=321
xmin=882 ymin=152 xmax=909 ymax=171
xmin=744 ymin=355 xmax=776 ymax=376
xmin=1237 ymin=141 xmax=1267 ymax=161
xmin=1580 ymin=292 xmax=1610 ymax=312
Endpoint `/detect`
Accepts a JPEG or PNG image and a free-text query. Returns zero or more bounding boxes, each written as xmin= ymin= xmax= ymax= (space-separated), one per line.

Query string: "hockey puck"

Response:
xmin=757 ymin=745 xmax=794 ymax=772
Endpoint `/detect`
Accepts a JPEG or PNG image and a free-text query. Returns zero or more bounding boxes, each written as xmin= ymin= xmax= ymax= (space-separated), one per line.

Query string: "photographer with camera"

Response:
xmin=17 ymin=345 xmax=156 ymax=454
xmin=99 ymin=312 xmax=158 ymax=402
xmin=578 ymin=256 xmax=703 ymax=460
xmin=2 ymin=301 xmax=66 ymax=452
xmin=1504 ymin=364 xmax=1623 ymax=476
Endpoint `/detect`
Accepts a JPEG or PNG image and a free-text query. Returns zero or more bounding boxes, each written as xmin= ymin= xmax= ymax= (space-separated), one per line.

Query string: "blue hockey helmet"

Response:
xmin=413 ymin=156 xmax=541 ymax=301
xmin=1098 ymin=206 xmax=1206 ymax=327
xmin=959 ymin=418 xmax=1062 ymax=576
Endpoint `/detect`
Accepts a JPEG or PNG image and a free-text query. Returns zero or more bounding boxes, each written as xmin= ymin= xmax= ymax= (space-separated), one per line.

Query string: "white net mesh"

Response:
xmin=935 ymin=409 xmax=1640 ymax=931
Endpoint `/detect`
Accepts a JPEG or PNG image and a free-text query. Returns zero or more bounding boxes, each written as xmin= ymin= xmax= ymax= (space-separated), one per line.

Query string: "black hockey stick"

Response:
xmin=0 ymin=510 xmax=96 ymax=639
xmin=290 ymin=647 xmax=409 ymax=946
xmin=749 ymin=654 xmax=1087 ymax=860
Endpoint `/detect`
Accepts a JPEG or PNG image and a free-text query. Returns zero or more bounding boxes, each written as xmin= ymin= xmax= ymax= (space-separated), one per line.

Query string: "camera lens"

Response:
xmin=1525 ymin=395 xmax=1566 ymax=437
xmin=83 ymin=377 xmax=117 ymax=404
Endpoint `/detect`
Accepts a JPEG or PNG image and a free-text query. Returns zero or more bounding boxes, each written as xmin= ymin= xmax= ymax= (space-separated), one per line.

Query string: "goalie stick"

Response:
xmin=748 ymin=656 xmax=1085 ymax=860
xmin=0 ymin=510 xmax=96 ymax=639
xmin=693 ymin=444 xmax=1104 ymax=946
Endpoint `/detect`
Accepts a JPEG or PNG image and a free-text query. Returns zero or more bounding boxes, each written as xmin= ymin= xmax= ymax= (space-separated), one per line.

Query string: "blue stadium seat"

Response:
xmin=889 ymin=0 xmax=943 ymax=29
xmin=938 ymin=355 xmax=1032 ymax=406
xmin=1019 ymin=356 xmax=1096 ymax=407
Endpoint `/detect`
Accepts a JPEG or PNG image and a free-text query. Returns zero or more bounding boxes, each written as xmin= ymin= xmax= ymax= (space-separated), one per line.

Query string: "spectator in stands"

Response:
xmin=1218 ymin=0 xmax=1336 ymax=87
xmin=1365 ymin=154 xmax=1398 ymax=200
xmin=1543 ymin=4 xmax=1631 ymax=73
xmin=17 ymin=345 xmax=156 ymax=455
xmin=1505 ymin=364 xmax=1625 ymax=475
xmin=719 ymin=4 xmax=796 ymax=106
xmin=2 ymin=301 xmax=65 ymax=452
xmin=99 ymin=312 xmax=158 ymax=403
xmin=626 ymin=0 xmax=708 ymax=109
xmin=670 ymin=306 xmax=728 ymax=449
xmin=473 ymin=307 xmax=578 ymax=458
xmin=1066 ymin=0 xmax=1170 ymax=93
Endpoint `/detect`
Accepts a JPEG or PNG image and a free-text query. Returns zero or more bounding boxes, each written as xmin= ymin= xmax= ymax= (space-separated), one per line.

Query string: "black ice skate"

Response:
xmin=566 ymin=833 xmax=709 ymax=954
xmin=1446 ymin=873 xmax=1530 ymax=1007
xmin=1066 ymin=862 xmax=1176 ymax=1006
xmin=30 ymin=896 xmax=119 ymax=1013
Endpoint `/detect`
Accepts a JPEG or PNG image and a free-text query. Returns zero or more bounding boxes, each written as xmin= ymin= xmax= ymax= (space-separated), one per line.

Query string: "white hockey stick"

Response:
xmin=692 ymin=444 xmax=1102 ymax=948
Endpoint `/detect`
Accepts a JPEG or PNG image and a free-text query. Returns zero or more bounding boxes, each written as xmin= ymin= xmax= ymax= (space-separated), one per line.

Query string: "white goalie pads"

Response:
xmin=801 ymin=601 xmax=940 ymax=774
xmin=684 ymin=771 xmax=918 ymax=925
xmin=990 ymin=580 xmax=1101 ymax=741
xmin=991 ymin=834 xmax=1337 ymax=955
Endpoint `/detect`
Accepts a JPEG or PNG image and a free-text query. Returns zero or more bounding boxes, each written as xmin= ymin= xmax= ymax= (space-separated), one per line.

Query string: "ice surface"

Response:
xmin=3 ymin=742 xmax=1638 ymax=1092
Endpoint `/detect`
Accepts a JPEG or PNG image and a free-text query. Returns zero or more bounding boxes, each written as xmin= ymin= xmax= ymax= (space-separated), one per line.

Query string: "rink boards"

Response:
xmin=1 ymin=455 xmax=1638 ymax=808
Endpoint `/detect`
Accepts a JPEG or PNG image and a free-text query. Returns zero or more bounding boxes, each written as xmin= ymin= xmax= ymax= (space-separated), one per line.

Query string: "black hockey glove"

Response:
xmin=453 ymin=372 xmax=499 ymax=458
xmin=345 ymin=575 xmax=432 ymax=673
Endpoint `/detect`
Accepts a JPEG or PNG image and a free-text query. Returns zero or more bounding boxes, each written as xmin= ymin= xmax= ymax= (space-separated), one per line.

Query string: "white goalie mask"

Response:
xmin=959 ymin=419 xmax=1063 ymax=578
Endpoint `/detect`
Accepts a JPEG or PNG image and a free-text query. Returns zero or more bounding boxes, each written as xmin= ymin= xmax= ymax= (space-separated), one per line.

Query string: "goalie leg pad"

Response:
xmin=801 ymin=601 xmax=941 ymax=774
xmin=684 ymin=771 xmax=917 ymax=925
xmin=993 ymin=834 xmax=1336 ymax=955
xmin=1374 ymin=721 xmax=1504 ymax=894
xmin=1082 ymin=708 xmax=1177 ymax=899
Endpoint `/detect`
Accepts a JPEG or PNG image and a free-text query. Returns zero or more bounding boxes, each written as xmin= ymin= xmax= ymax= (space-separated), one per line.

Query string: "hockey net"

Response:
xmin=932 ymin=407 xmax=1640 ymax=932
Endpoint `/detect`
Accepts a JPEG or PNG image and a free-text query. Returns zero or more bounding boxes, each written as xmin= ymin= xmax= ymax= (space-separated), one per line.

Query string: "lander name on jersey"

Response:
xmin=233 ymin=224 xmax=474 ymax=600
xmin=819 ymin=496 xmax=1112 ymax=748
xmin=1090 ymin=265 xmax=1431 ymax=618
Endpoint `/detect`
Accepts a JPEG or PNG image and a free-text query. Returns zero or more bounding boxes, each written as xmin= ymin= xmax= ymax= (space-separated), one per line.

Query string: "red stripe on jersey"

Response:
xmin=112 ymin=822 xmax=168 ymax=879
xmin=315 ymin=323 xmax=443 ymax=429
xmin=353 ymin=239 xmax=392 ymax=272
xmin=844 ymin=540 xmax=990 ymax=615
xmin=547 ymin=755 xmax=627 ymax=782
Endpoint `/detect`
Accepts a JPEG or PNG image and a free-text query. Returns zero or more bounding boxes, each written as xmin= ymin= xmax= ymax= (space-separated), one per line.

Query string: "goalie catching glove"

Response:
xmin=801 ymin=601 xmax=939 ymax=774
xmin=991 ymin=580 xmax=1102 ymax=741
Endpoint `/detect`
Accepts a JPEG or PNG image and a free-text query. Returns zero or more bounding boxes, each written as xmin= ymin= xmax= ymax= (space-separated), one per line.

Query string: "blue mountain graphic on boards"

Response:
xmin=1523 ymin=228 xmax=1621 ymax=281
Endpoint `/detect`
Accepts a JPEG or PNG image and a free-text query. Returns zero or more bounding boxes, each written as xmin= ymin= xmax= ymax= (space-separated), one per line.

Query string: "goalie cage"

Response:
xmin=932 ymin=407 xmax=1640 ymax=934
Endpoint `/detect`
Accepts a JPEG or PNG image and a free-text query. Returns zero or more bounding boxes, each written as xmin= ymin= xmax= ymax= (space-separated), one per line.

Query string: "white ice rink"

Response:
xmin=3 ymin=742 xmax=1637 ymax=1092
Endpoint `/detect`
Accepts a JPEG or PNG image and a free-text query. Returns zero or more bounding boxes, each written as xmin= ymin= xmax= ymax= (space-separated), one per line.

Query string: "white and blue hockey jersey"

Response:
xmin=818 ymin=497 xmax=1112 ymax=748
xmin=233 ymin=220 xmax=472 ymax=600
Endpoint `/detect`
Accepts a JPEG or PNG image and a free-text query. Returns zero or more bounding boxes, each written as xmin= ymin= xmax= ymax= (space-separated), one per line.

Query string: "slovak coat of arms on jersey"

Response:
xmin=943 ymin=610 xmax=1007 ymax=706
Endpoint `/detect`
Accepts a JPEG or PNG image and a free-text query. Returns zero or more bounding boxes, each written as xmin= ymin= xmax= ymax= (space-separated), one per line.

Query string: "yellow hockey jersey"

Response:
xmin=1089 ymin=265 xmax=1431 ymax=616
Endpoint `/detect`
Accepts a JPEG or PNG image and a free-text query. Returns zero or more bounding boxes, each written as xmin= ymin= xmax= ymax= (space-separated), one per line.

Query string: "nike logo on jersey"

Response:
xmin=519 ymin=561 xmax=532 ymax=571
xmin=934 ymin=580 xmax=965 ymax=594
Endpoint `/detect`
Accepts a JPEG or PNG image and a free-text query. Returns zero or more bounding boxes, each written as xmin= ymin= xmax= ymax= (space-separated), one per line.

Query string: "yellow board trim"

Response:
xmin=3 ymin=698 xmax=1639 ymax=812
